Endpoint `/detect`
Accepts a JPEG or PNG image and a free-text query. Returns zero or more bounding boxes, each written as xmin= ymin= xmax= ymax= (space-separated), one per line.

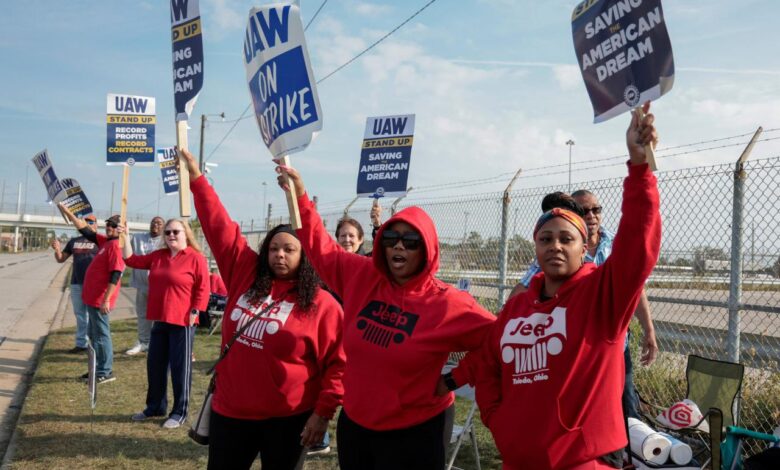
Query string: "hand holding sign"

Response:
xmin=626 ymin=102 xmax=658 ymax=167
xmin=244 ymin=3 xmax=322 ymax=229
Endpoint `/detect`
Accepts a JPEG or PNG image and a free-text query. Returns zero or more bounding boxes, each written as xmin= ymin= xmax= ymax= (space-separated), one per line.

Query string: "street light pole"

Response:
xmin=262 ymin=181 xmax=267 ymax=227
xmin=566 ymin=139 xmax=575 ymax=192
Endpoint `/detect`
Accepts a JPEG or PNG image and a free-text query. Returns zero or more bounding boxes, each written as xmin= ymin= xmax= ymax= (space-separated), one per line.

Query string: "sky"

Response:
xmin=2 ymin=0 xmax=780 ymax=225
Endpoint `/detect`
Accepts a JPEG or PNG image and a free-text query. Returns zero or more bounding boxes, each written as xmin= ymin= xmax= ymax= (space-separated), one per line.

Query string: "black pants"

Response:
xmin=337 ymin=409 xmax=446 ymax=470
xmin=208 ymin=409 xmax=309 ymax=470
xmin=144 ymin=322 xmax=194 ymax=421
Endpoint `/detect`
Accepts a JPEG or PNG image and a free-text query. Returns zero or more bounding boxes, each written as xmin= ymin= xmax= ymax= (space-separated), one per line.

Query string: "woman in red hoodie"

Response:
xmin=275 ymin=164 xmax=496 ymax=469
xmin=121 ymin=219 xmax=209 ymax=429
xmin=465 ymin=104 xmax=661 ymax=470
xmin=177 ymin=150 xmax=346 ymax=470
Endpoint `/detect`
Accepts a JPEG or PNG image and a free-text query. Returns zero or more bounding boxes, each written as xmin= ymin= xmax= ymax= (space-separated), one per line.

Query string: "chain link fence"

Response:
xmin=223 ymin=155 xmax=780 ymax=458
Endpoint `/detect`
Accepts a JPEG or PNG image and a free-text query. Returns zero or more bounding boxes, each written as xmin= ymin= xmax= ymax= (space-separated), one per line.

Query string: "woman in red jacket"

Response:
xmin=121 ymin=219 xmax=209 ymax=429
xmin=178 ymin=149 xmax=346 ymax=470
xmin=274 ymin=164 xmax=496 ymax=469
xmin=466 ymin=104 xmax=661 ymax=470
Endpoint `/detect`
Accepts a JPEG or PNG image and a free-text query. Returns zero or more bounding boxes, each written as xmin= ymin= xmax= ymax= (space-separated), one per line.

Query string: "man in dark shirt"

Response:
xmin=51 ymin=214 xmax=99 ymax=353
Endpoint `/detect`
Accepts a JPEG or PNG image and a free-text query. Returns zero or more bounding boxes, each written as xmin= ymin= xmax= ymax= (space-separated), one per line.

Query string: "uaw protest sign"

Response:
xmin=53 ymin=178 xmax=93 ymax=219
xmin=572 ymin=0 xmax=674 ymax=122
xmin=157 ymin=147 xmax=180 ymax=195
xmin=357 ymin=115 xmax=415 ymax=198
xmin=171 ymin=0 xmax=204 ymax=122
xmin=31 ymin=149 xmax=63 ymax=201
xmin=244 ymin=3 xmax=322 ymax=159
xmin=106 ymin=93 xmax=156 ymax=165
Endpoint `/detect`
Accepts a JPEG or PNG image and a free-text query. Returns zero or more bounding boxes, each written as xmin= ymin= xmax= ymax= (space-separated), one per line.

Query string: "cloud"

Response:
xmin=552 ymin=65 xmax=582 ymax=91
xmin=354 ymin=2 xmax=393 ymax=16
xmin=205 ymin=0 xmax=244 ymax=36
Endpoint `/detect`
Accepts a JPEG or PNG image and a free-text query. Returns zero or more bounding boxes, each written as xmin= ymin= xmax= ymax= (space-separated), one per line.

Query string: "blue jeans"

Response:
xmin=69 ymin=284 xmax=89 ymax=348
xmin=623 ymin=331 xmax=640 ymax=420
xmin=135 ymin=289 xmax=154 ymax=346
xmin=87 ymin=305 xmax=113 ymax=377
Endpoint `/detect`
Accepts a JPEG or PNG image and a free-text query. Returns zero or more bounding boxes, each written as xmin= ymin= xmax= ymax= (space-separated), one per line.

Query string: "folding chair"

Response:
xmin=443 ymin=355 xmax=481 ymax=470
xmin=640 ymin=355 xmax=744 ymax=468
xmin=721 ymin=425 xmax=779 ymax=470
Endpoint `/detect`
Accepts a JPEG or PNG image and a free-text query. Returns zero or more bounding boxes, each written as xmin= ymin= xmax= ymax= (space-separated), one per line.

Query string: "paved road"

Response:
xmin=0 ymin=252 xmax=62 ymax=339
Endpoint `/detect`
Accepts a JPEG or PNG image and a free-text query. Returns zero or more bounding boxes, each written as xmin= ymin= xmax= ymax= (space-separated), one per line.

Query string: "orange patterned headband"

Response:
xmin=533 ymin=208 xmax=588 ymax=241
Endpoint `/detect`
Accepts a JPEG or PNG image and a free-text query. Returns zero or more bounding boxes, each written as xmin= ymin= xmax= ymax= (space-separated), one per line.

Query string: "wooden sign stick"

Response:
xmin=634 ymin=106 xmax=658 ymax=171
xmin=119 ymin=165 xmax=130 ymax=248
xmin=280 ymin=155 xmax=302 ymax=229
xmin=176 ymin=120 xmax=192 ymax=218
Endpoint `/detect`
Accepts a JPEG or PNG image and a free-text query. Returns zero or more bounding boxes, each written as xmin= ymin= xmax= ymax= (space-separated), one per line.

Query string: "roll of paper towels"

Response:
xmin=628 ymin=417 xmax=672 ymax=464
xmin=659 ymin=432 xmax=693 ymax=465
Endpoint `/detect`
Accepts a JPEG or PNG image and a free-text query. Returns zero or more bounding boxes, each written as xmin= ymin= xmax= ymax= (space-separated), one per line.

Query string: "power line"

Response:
xmin=203 ymin=0 xmax=440 ymax=163
xmin=305 ymin=0 xmax=329 ymax=31
xmin=316 ymin=0 xmax=439 ymax=84
xmin=412 ymin=135 xmax=780 ymax=193
xmin=203 ymin=104 xmax=252 ymax=164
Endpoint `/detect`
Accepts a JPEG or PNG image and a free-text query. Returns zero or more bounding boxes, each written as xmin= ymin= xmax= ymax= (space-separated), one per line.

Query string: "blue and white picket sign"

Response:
xmin=356 ymin=115 xmax=415 ymax=198
xmin=31 ymin=149 xmax=63 ymax=202
xmin=157 ymin=147 xmax=180 ymax=195
xmin=243 ymin=3 xmax=322 ymax=159
xmin=106 ymin=93 xmax=156 ymax=165
xmin=170 ymin=0 xmax=204 ymax=122
xmin=572 ymin=0 xmax=674 ymax=123
xmin=53 ymin=178 xmax=94 ymax=219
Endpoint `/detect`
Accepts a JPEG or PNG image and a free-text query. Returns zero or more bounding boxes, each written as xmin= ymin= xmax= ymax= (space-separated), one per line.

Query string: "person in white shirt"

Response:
xmin=126 ymin=216 xmax=164 ymax=355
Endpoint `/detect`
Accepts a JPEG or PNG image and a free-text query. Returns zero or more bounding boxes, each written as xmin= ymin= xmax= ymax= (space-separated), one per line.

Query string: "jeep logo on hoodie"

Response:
xmin=500 ymin=307 xmax=567 ymax=384
xmin=356 ymin=300 xmax=419 ymax=348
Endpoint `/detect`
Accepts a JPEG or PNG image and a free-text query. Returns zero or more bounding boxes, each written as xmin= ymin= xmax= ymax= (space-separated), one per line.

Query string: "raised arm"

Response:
xmin=178 ymin=147 xmax=255 ymax=289
xmin=593 ymin=103 xmax=662 ymax=341
xmin=51 ymin=238 xmax=71 ymax=263
xmin=275 ymin=162 xmax=372 ymax=298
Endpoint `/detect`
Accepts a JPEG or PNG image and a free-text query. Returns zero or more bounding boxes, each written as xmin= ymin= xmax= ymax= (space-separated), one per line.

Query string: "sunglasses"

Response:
xmin=86 ymin=220 xmax=96 ymax=225
xmin=105 ymin=222 xmax=118 ymax=228
xmin=381 ymin=230 xmax=422 ymax=250
xmin=165 ymin=229 xmax=182 ymax=236
xmin=582 ymin=206 xmax=602 ymax=215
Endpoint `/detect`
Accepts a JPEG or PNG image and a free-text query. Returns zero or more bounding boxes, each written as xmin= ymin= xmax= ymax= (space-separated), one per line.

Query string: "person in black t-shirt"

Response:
xmin=51 ymin=214 xmax=99 ymax=353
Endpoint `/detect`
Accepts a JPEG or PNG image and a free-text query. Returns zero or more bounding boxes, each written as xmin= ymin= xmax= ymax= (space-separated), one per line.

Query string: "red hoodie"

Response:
xmin=210 ymin=273 xmax=228 ymax=296
xmin=296 ymin=192 xmax=496 ymax=431
xmin=124 ymin=247 xmax=209 ymax=326
xmin=473 ymin=163 xmax=661 ymax=469
xmin=191 ymin=176 xmax=345 ymax=420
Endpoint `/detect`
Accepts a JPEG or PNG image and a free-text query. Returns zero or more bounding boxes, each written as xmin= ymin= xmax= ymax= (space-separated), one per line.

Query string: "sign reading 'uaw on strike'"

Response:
xmin=572 ymin=0 xmax=674 ymax=122
xmin=357 ymin=115 xmax=415 ymax=198
xmin=106 ymin=93 xmax=156 ymax=165
xmin=171 ymin=0 xmax=204 ymax=122
xmin=244 ymin=3 xmax=322 ymax=159
xmin=157 ymin=147 xmax=180 ymax=195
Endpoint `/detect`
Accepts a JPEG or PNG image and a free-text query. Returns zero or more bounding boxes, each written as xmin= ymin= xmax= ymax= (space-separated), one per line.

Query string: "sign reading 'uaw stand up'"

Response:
xmin=106 ymin=93 xmax=156 ymax=165
xmin=244 ymin=3 xmax=322 ymax=159
xmin=357 ymin=115 xmax=415 ymax=198
xmin=157 ymin=147 xmax=180 ymax=195
xmin=171 ymin=0 xmax=204 ymax=122
xmin=572 ymin=0 xmax=674 ymax=123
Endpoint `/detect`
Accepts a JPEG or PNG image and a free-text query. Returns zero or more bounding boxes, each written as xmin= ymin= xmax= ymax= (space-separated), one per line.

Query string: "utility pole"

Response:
xmin=110 ymin=181 xmax=115 ymax=214
xmin=23 ymin=165 xmax=29 ymax=213
xmin=566 ymin=139 xmax=575 ymax=192
xmin=463 ymin=211 xmax=470 ymax=240
xmin=199 ymin=112 xmax=226 ymax=174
